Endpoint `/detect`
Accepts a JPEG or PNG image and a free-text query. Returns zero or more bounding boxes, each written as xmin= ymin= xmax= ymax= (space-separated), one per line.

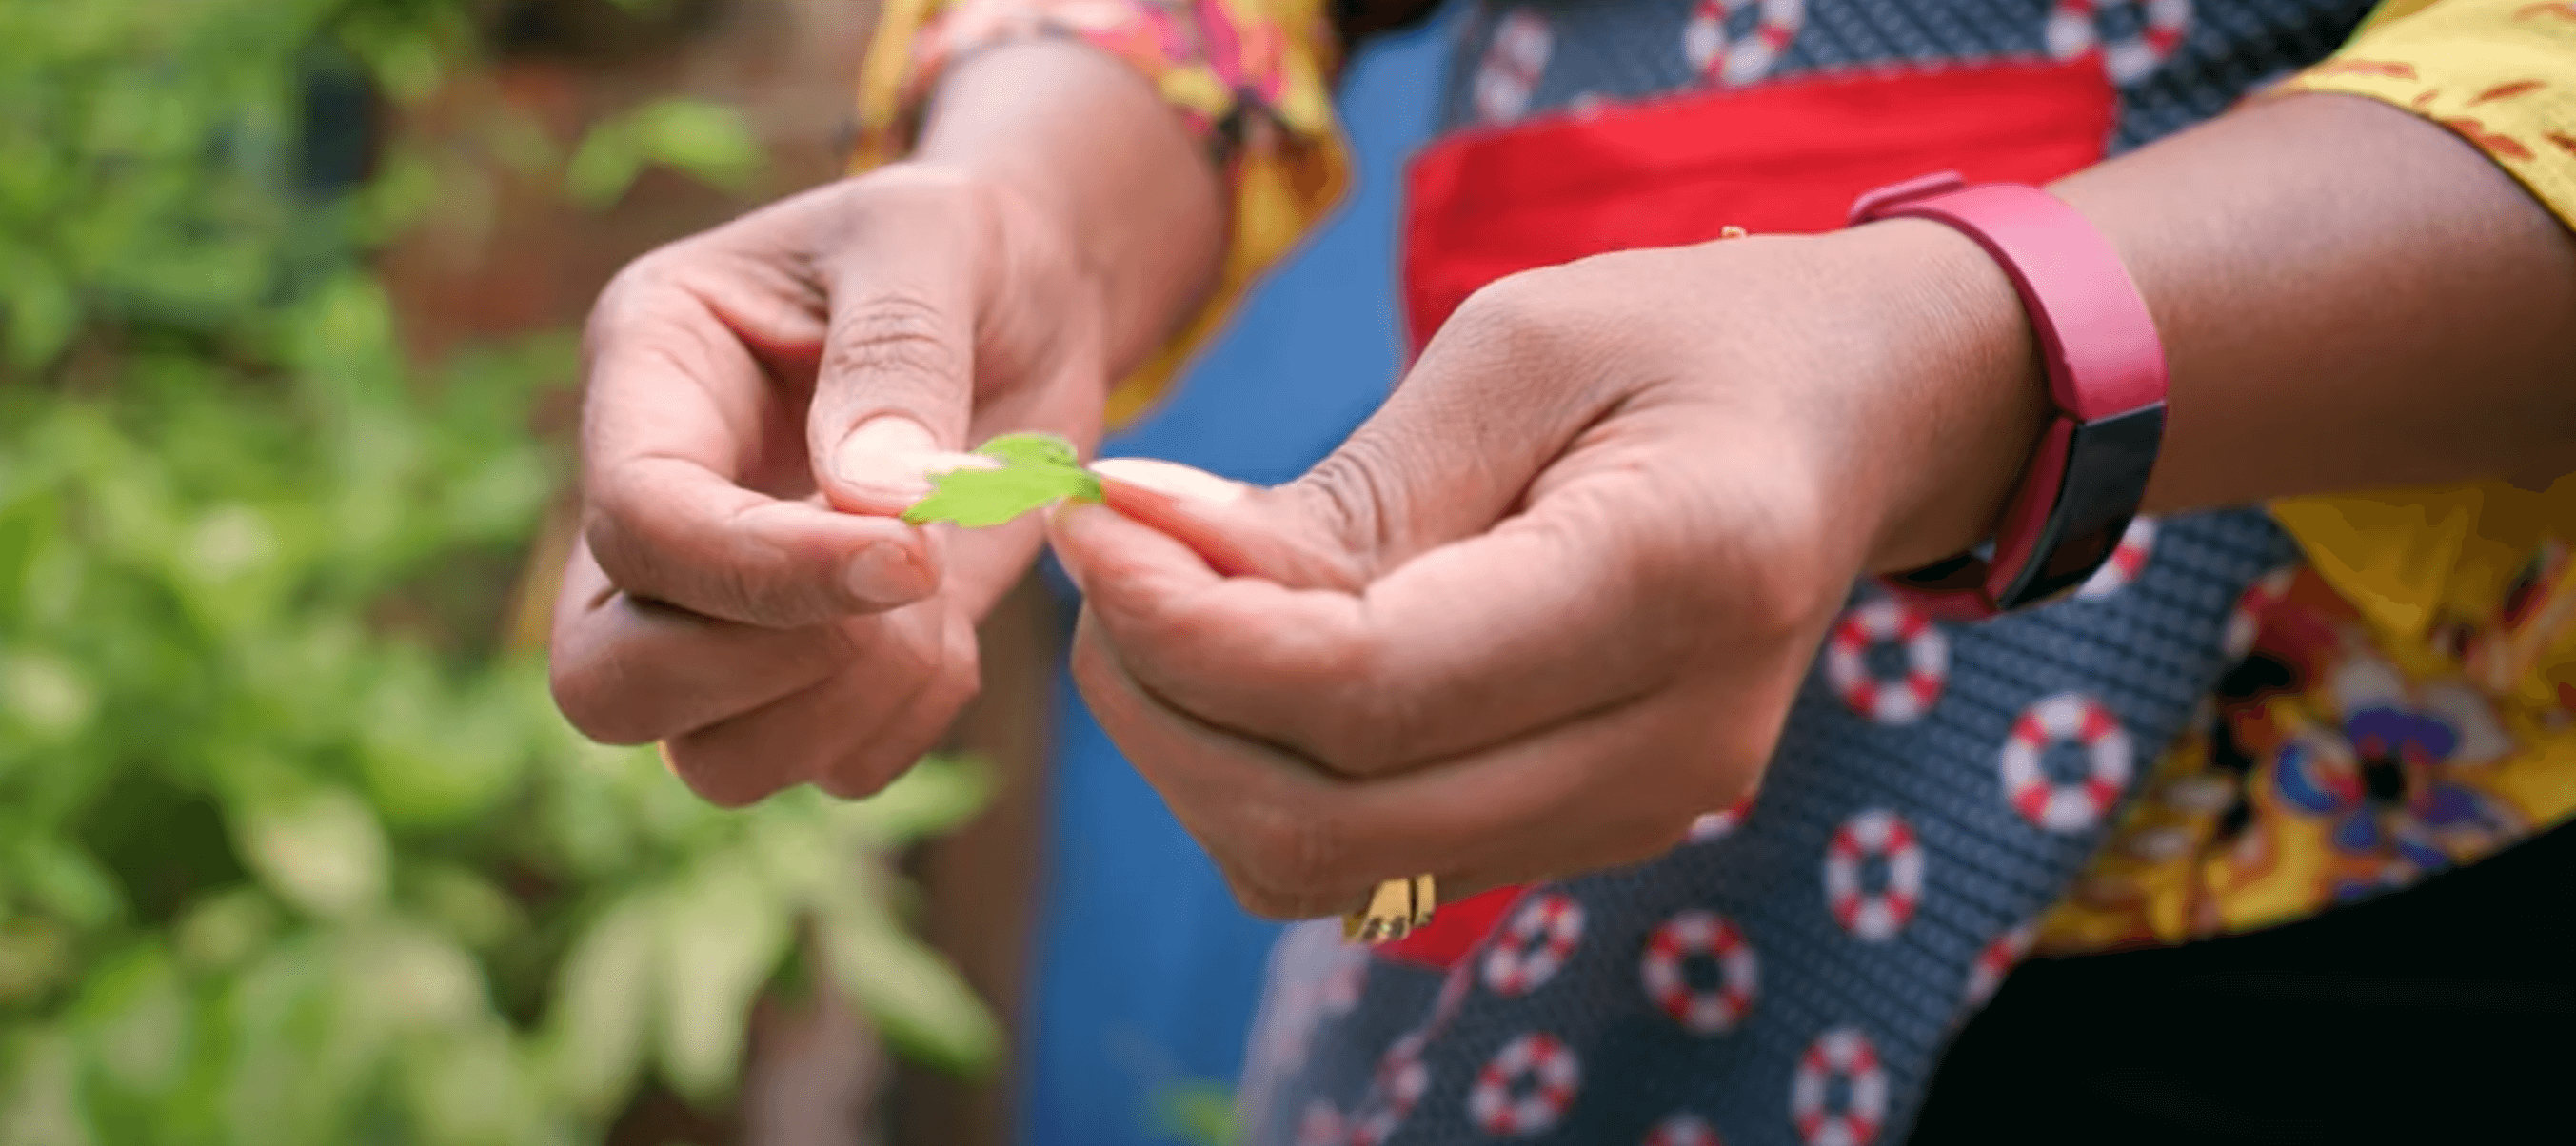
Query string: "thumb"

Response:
xmin=806 ymin=213 xmax=993 ymax=517
xmin=1267 ymin=288 xmax=1615 ymax=580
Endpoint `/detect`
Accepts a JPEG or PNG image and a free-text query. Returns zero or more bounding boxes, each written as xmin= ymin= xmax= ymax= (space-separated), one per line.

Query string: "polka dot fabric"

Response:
xmin=1235 ymin=1 xmax=2369 ymax=1140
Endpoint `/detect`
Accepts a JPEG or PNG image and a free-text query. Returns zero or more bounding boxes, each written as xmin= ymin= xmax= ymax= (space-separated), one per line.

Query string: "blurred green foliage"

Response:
xmin=0 ymin=1 xmax=992 ymax=1142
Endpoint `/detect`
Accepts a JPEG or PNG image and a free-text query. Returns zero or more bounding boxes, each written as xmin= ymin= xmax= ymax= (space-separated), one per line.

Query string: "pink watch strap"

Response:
xmin=1847 ymin=171 xmax=2169 ymax=618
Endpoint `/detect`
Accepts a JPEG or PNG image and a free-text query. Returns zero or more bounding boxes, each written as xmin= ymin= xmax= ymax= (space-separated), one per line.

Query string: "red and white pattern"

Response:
xmin=1825 ymin=598 xmax=1950 ymax=724
xmin=1296 ymin=1101 xmax=1346 ymax=1146
xmin=1467 ymin=1032 xmax=1581 ymax=1137
xmin=1962 ymin=920 xmax=2037 ymax=1010
xmin=2076 ymin=517 xmax=2160 ymax=599
xmin=1482 ymin=892 xmax=1586 ymax=998
xmin=1688 ymin=796 xmax=1755 ymax=842
xmin=1642 ymin=910 xmax=1760 ymax=1035
xmin=1823 ymin=810 xmax=1926 ymax=941
xmin=1431 ymin=963 xmax=1475 ymax=1028
xmin=1646 ymin=1112 xmax=1724 ymax=1146
xmin=1474 ymin=9 xmax=1554 ymax=124
xmin=2223 ymin=565 xmax=2299 ymax=661
xmin=1348 ymin=1033 xmax=1430 ymax=1146
xmin=2045 ymin=0 xmax=2191 ymax=85
xmin=1999 ymin=692 xmax=2134 ymax=832
xmin=1790 ymin=1028 xmax=1889 ymax=1146
xmin=1681 ymin=0 xmax=1805 ymax=87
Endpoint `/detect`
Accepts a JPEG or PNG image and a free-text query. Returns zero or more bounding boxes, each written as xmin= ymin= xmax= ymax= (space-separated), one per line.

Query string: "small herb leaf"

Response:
xmin=900 ymin=432 xmax=1100 ymax=527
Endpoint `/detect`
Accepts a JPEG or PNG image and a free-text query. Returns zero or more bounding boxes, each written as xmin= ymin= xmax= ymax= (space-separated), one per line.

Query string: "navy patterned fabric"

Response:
xmin=1237 ymin=1 xmax=2375 ymax=1141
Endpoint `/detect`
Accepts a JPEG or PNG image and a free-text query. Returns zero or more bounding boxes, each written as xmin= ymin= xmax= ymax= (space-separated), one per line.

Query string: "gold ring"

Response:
xmin=1342 ymin=874 xmax=1437 ymax=944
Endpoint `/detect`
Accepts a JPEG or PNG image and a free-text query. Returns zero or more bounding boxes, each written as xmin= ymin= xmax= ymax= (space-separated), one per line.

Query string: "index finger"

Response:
xmin=1058 ymin=459 xmax=1736 ymax=777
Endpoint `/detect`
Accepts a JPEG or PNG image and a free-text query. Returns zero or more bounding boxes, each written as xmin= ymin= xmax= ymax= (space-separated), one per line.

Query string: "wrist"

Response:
xmin=1824 ymin=219 xmax=2053 ymax=577
xmin=914 ymin=39 xmax=1225 ymax=372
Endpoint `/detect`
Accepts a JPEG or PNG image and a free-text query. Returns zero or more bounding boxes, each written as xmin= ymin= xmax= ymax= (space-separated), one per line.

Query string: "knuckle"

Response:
xmin=1293 ymin=438 xmax=1403 ymax=563
xmin=825 ymin=291 xmax=960 ymax=388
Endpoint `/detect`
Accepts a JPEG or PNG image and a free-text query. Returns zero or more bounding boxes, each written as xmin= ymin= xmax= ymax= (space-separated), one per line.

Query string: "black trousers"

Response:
xmin=1911 ymin=819 xmax=2576 ymax=1145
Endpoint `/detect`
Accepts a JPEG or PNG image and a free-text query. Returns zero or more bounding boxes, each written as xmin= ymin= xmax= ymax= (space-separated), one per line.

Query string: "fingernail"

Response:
xmin=835 ymin=416 xmax=941 ymax=501
xmin=1090 ymin=457 xmax=1249 ymax=504
xmin=845 ymin=541 xmax=929 ymax=605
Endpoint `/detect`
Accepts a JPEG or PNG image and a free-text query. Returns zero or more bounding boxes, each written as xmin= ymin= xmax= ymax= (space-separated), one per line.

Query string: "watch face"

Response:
xmin=2024 ymin=520 xmax=2124 ymax=602
xmin=1997 ymin=405 xmax=2164 ymax=611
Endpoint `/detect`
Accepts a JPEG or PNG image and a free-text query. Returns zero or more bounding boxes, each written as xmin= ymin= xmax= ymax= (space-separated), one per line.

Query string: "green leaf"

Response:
xmin=2 ymin=652 xmax=97 ymax=741
xmin=0 ymin=1029 xmax=95 ymax=1146
xmin=653 ymin=858 xmax=790 ymax=1104
xmin=71 ymin=943 xmax=189 ymax=1097
xmin=231 ymin=786 xmax=389 ymax=919
xmin=816 ymin=893 xmax=997 ymax=1075
xmin=543 ymin=894 xmax=658 ymax=1117
xmin=171 ymin=888 xmax=277 ymax=974
xmin=1153 ymin=1080 xmax=1242 ymax=1146
xmin=901 ymin=432 xmax=1100 ymax=527
xmin=630 ymin=100 xmax=761 ymax=191
xmin=13 ymin=837 xmax=125 ymax=929
xmin=398 ymin=1024 xmax=542 ymax=1146
xmin=975 ymin=431 xmax=1082 ymax=469
xmin=834 ymin=755 xmax=991 ymax=848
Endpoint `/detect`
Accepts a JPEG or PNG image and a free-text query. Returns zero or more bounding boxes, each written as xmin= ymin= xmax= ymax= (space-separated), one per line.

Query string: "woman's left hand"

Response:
xmin=1047 ymin=221 xmax=2046 ymax=920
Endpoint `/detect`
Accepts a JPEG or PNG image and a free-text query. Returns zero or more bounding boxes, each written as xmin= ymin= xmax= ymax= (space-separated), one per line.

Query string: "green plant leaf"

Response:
xmin=71 ymin=943 xmax=189 ymax=1097
xmin=816 ymin=893 xmax=997 ymax=1075
xmin=653 ymin=858 xmax=790 ymax=1105
xmin=901 ymin=432 xmax=1100 ymax=527
xmin=542 ymin=893 xmax=658 ymax=1117
xmin=834 ymin=755 xmax=991 ymax=848
xmin=1153 ymin=1079 xmax=1242 ymax=1146
xmin=231 ymin=786 xmax=389 ymax=919
xmin=0 ymin=1028 xmax=95 ymax=1146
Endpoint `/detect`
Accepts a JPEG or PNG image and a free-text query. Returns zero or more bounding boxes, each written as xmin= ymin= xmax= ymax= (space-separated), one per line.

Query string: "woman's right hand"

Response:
xmin=548 ymin=41 xmax=1223 ymax=806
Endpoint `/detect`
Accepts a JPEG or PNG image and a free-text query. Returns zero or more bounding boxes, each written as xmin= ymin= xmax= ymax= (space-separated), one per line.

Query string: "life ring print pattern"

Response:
xmin=1295 ymin=1102 xmax=1343 ymax=1146
xmin=1823 ymin=809 xmax=1926 ymax=941
xmin=2076 ymin=517 xmax=2159 ymax=600
xmin=1475 ymin=9 xmax=1554 ymax=125
xmin=1467 ymin=1032 xmax=1580 ymax=1137
xmin=1646 ymin=1112 xmax=1724 ymax=1146
xmin=1482 ymin=891 xmax=1585 ymax=997
xmin=1642 ymin=909 xmax=1760 ymax=1035
xmin=1791 ymin=1027 xmax=1889 ymax=1146
xmin=2000 ymin=692 xmax=2134 ymax=832
xmin=1962 ymin=920 xmax=2038 ymax=1010
xmin=1683 ymin=0 xmax=1805 ymax=87
xmin=1349 ymin=1033 xmax=1430 ymax=1146
xmin=1825 ymin=598 xmax=1949 ymax=724
xmin=2046 ymin=0 xmax=2191 ymax=86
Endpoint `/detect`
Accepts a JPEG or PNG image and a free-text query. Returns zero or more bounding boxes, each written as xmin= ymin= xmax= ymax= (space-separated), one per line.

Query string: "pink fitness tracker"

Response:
xmin=1847 ymin=171 xmax=2168 ymax=620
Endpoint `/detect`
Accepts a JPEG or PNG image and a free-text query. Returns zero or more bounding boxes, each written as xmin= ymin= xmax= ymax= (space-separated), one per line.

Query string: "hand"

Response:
xmin=1049 ymin=222 xmax=2049 ymax=919
xmin=548 ymin=40 xmax=1222 ymax=807
xmin=547 ymin=162 xmax=1097 ymax=804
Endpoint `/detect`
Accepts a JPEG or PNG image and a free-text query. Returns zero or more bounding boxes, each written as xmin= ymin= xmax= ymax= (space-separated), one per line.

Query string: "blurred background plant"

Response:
xmin=0 ymin=0 xmax=1003 ymax=1142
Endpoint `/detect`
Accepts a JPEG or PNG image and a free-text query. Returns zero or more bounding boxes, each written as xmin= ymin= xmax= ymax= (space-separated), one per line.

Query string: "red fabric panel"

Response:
xmin=1400 ymin=58 xmax=2117 ymax=359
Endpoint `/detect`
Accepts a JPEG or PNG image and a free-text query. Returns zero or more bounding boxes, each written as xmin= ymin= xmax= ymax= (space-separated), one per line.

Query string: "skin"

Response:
xmin=1048 ymin=92 xmax=2576 ymax=919
xmin=553 ymin=35 xmax=2576 ymax=919
xmin=548 ymin=41 xmax=1219 ymax=803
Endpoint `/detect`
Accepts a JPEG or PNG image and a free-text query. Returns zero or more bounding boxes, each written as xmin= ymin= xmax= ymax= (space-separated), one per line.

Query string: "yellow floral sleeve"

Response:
xmin=849 ymin=0 xmax=1353 ymax=426
xmin=2039 ymin=0 xmax=2576 ymax=956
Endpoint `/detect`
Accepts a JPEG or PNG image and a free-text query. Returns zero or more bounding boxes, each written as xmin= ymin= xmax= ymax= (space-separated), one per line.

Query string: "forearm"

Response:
xmin=913 ymin=39 xmax=1228 ymax=381
xmin=2071 ymin=91 xmax=2576 ymax=506
xmin=1873 ymin=92 xmax=2576 ymax=570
